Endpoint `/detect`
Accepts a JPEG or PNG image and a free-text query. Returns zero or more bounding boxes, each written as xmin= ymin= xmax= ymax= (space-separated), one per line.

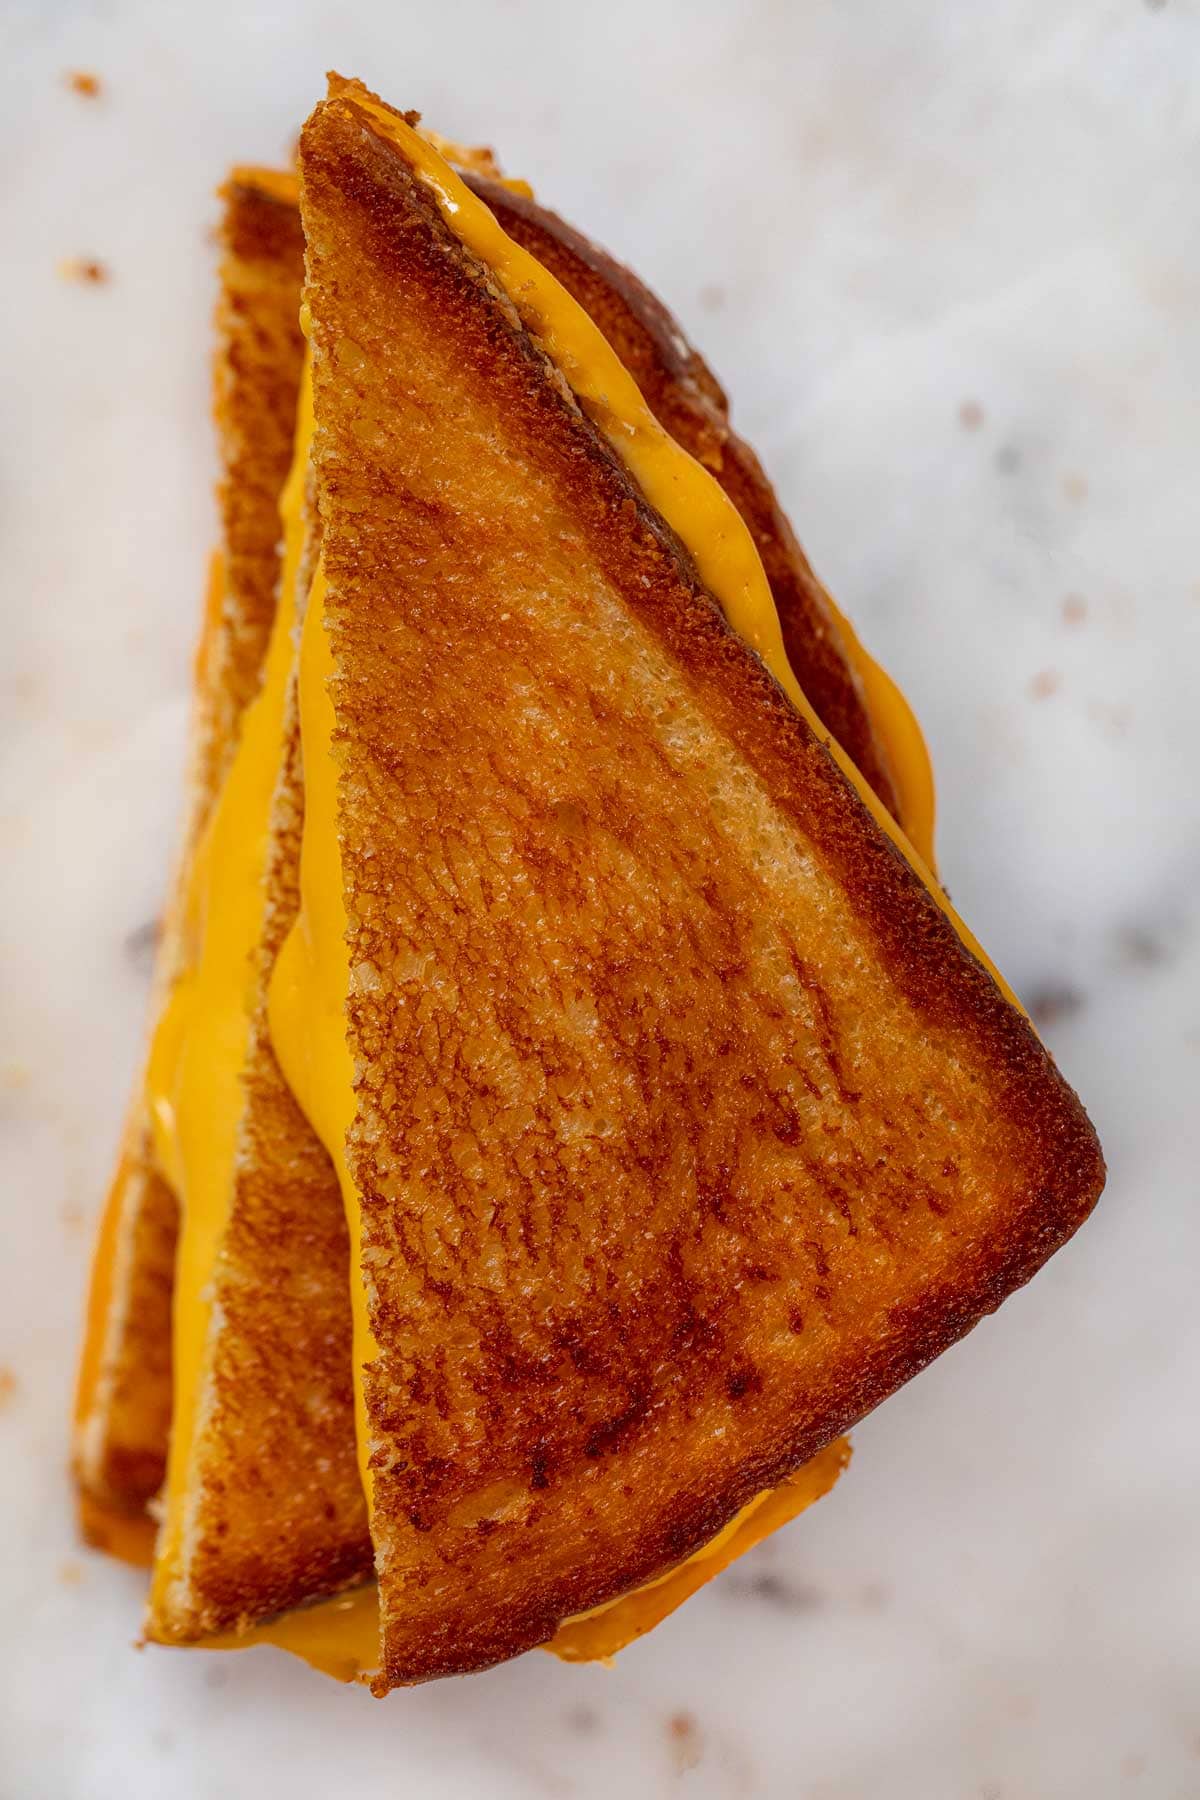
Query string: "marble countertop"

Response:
xmin=3 ymin=2 xmax=1198 ymax=1795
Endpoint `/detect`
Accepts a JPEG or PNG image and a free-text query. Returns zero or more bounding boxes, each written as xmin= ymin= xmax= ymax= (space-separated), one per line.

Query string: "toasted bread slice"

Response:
xmin=73 ymin=171 xmax=305 ymax=1524
xmin=284 ymin=86 xmax=1102 ymax=1689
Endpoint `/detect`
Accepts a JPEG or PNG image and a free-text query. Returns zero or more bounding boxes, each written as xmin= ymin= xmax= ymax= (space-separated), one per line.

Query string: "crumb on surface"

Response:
xmin=1086 ymin=698 xmax=1132 ymax=739
xmin=59 ymin=257 xmax=109 ymax=284
xmin=667 ymin=1711 xmax=704 ymax=1773
xmin=1030 ymin=669 xmax=1061 ymax=699
xmin=1062 ymin=594 xmax=1088 ymax=624
xmin=60 ymin=1200 xmax=86 ymax=1235
xmin=59 ymin=1559 xmax=85 ymax=1587
xmin=958 ymin=399 xmax=984 ymax=431
xmin=1062 ymin=472 xmax=1089 ymax=503
xmin=66 ymin=70 xmax=102 ymax=97
xmin=0 ymin=1368 xmax=15 ymax=1409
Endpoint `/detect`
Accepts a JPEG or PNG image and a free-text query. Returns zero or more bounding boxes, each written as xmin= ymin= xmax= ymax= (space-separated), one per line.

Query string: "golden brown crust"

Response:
xmin=73 ymin=173 xmax=306 ymax=1518
xmin=465 ymin=175 xmax=901 ymax=824
xmin=204 ymin=172 xmax=307 ymax=802
xmin=75 ymin=1149 xmax=177 ymax=1509
xmin=299 ymin=92 xmax=1103 ymax=1690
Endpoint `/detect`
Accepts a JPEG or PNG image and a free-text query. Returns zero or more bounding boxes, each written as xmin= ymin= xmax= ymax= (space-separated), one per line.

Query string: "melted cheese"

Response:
xmin=142 ymin=362 xmax=313 ymax=1615
xmin=195 ymin=1441 xmax=849 ymax=1680
xmin=73 ymin=551 xmax=226 ymax=1471
xmin=821 ymin=590 xmax=937 ymax=870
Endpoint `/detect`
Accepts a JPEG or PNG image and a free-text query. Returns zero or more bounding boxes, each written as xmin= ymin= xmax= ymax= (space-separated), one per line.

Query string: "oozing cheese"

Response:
xmin=200 ymin=1439 xmax=849 ymax=1680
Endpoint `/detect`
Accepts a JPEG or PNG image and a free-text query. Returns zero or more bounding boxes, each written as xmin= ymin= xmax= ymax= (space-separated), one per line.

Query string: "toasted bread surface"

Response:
xmin=466 ymin=175 xmax=900 ymax=823
xmin=206 ymin=170 xmax=307 ymax=791
xmin=74 ymin=173 xmax=306 ymax=1516
xmin=298 ymin=91 xmax=1103 ymax=1688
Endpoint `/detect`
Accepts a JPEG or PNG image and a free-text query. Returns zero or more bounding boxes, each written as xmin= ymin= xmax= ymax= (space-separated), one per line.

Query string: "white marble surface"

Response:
xmin=2 ymin=2 xmax=1199 ymax=1795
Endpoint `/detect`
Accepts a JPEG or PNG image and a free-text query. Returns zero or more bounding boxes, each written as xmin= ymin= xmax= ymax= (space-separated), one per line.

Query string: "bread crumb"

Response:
xmin=1087 ymin=698 xmax=1132 ymax=739
xmin=1030 ymin=669 xmax=1061 ymax=699
xmin=958 ymin=399 xmax=984 ymax=431
xmin=59 ymin=257 xmax=109 ymax=285
xmin=59 ymin=1559 xmax=85 ymax=1587
xmin=66 ymin=70 xmax=102 ymax=97
xmin=1062 ymin=473 xmax=1088 ymax=503
xmin=667 ymin=1711 xmax=704 ymax=1773
xmin=1062 ymin=594 xmax=1088 ymax=625
xmin=0 ymin=1367 xmax=15 ymax=1409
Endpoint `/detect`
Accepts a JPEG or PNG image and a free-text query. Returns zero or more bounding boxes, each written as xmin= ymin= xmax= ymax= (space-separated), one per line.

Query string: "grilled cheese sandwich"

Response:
xmin=75 ymin=80 xmax=1102 ymax=1692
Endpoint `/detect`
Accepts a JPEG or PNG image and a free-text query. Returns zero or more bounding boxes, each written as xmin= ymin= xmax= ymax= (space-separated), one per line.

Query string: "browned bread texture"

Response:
xmin=205 ymin=169 xmax=308 ymax=796
xmin=466 ymin=174 xmax=901 ymax=824
xmin=299 ymin=87 xmax=1104 ymax=1690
